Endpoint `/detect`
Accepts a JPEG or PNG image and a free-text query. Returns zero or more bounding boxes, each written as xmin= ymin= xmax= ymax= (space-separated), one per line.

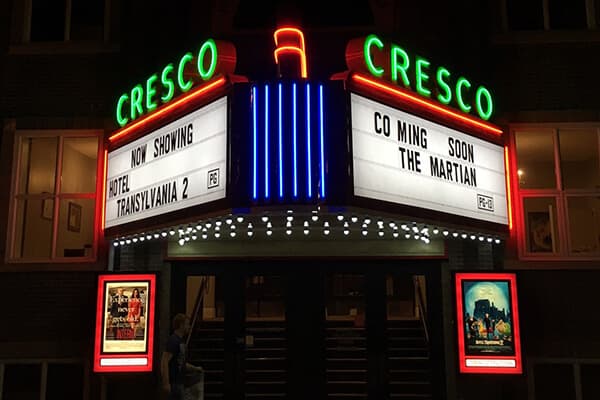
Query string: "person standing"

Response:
xmin=161 ymin=314 xmax=203 ymax=399
xmin=127 ymin=288 xmax=142 ymax=338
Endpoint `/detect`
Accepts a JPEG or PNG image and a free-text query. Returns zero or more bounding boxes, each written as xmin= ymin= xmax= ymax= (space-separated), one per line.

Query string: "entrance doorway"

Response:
xmin=176 ymin=263 xmax=436 ymax=400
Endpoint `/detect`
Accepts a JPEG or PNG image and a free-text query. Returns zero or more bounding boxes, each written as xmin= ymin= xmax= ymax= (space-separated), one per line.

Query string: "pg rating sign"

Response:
xmin=105 ymin=97 xmax=227 ymax=229
xmin=351 ymin=93 xmax=507 ymax=225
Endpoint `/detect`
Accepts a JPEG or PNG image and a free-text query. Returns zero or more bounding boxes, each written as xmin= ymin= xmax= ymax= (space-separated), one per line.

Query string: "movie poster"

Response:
xmin=94 ymin=274 xmax=156 ymax=372
xmin=103 ymin=281 xmax=149 ymax=353
xmin=462 ymin=280 xmax=514 ymax=356
xmin=455 ymin=273 xmax=522 ymax=374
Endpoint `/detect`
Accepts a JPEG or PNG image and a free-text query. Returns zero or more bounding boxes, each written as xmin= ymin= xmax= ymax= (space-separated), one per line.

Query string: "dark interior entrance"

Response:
xmin=171 ymin=261 xmax=443 ymax=400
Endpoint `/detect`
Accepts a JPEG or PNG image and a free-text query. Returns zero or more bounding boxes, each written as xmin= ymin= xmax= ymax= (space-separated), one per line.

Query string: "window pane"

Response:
xmin=326 ymin=274 xmax=365 ymax=317
xmin=386 ymin=274 xmax=416 ymax=319
xmin=46 ymin=363 xmax=83 ymax=400
xmin=56 ymin=198 xmax=95 ymax=258
xmin=19 ymin=137 xmax=58 ymax=194
xmin=30 ymin=0 xmax=65 ymax=41
xmin=61 ymin=137 xmax=98 ymax=193
xmin=559 ymin=129 xmax=599 ymax=189
xmin=2 ymin=364 xmax=41 ymax=400
xmin=506 ymin=0 xmax=544 ymax=30
xmin=14 ymin=199 xmax=53 ymax=258
xmin=534 ymin=364 xmax=576 ymax=400
xmin=548 ymin=0 xmax=587 ymax=29
xmin=515 ymin=130 xmax=557 ymax=189
xmin=567 ymin=197 xmax=600 ymax=254
xmin=304 ymin=0 xmax=374 ymax=27
xmin=523 ymin=197 xmax=559 ymax=253
xmin=582 ymin=364 xmax=600 ymax=400
xmin=70 ymin=0 xmax=104 ymax=41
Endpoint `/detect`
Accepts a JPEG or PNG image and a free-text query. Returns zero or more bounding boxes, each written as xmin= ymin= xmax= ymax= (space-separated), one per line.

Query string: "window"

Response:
xmin=529 ymin=360 xmax=600 ymax=400
xmin=503 ymin=0 xmax=595 ymax=31
xmin=513 ymin=126 xmax=600 ymax=258
xmin=233 ymin=0 xmax=373 ymax=30
xmin=8 ymin=131 xmax=101 ymax=262
xmin=26 ymin=0 xmax=107 ymax=42
xmin=0 ymin=361 xmax=86 ymax=400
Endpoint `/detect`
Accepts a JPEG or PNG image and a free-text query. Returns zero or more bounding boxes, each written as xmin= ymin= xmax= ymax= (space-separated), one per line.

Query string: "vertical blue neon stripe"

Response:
xmin=306 ymin=83 xmax=312 ymax=198
xmin=278 ymin=83 xmax=283 ymax=199
xmin=293 ymin=83 xmax=298 ymax=198
xmin=252 ymin=86 xmax=258 ymax=200
xmin=319 ymin=85 xmax=326 ymax=198
xmin=264 ymin=84 xmax=269 ymax=199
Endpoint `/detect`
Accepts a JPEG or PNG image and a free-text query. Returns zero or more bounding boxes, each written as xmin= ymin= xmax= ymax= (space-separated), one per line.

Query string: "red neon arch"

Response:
xmin=273 ymin=27 xmax=308 ymax=78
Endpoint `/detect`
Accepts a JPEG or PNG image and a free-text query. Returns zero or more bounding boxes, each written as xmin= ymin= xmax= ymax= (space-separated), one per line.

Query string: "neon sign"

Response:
xmin=115 ymin=38 xmax=236 ymax=128
xmin=346 ymin=34 xmax=494 ymax=121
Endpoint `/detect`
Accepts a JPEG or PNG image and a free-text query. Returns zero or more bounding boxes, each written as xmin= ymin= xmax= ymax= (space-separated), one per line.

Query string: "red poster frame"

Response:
xmin=455 ymin=272 xmax=522 ymax=374
xmin=93 ymin=274 xmax=156 ymax=372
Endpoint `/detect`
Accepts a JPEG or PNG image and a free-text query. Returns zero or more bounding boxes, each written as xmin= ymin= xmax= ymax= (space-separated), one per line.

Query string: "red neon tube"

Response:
xmin=109 ymin=77 xmax=227 ymax=143
xmin=273 ymin=27 xmax=308 ymax=78
xmin=504 ymin=147 xmax=514 ymax=230
xmin=101 ymin=149 xmax=108 ymax=232
xmin=351 ymin=74 xmax=503 ymax=137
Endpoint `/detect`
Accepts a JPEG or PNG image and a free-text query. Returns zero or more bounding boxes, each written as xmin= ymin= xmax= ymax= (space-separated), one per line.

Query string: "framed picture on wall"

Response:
xmin=67 ymin=202 xmax=82 ymax=232
xmin=41 ymin=197 xmax=53 ymax=220
xmin=527 ymin=210 xmax=553 ymax=252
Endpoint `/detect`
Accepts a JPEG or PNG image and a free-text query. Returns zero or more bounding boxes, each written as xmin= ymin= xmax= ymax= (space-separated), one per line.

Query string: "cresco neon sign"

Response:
xmin=346 ymin=34 xmax=494 ymax=121
xmin=115 ymin=38 xmax=236 ymax=127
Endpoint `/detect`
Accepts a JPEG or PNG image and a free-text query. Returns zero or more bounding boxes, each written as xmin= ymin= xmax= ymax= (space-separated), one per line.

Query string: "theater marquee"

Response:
xmin=94 ymin=274 xmax=156 ymax=372
xmin=351 ymin=93 xmax=508 ymax=225
xmin=105 ymin=97 xmax=227 ymax=229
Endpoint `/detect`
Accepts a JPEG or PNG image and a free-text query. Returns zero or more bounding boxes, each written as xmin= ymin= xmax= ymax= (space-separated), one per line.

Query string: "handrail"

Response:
xmin=413 ymin=276 xmax=429 ymax=345
xmin=186 ymin=276 xmax=210 ymax=348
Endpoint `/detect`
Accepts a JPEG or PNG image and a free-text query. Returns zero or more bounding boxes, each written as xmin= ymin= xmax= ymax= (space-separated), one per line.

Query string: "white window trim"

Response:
xmin=511 ymin=123 xmax=600 ymax=261
xmin=6 ymin=129 xmax=104 ymax=263
xmin=0 ymin=358 xmax=89 ymax=400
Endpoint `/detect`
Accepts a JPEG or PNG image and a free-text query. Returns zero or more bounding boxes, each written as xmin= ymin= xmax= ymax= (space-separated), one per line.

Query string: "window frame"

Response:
xmin=527 ymin=357 xmax=600 ymax=400
xmin=12 ymin=0 xmax=113 ymax=52
xmin=510 ymin=123 xmax=600 ymax=261
xmin=6 ymin=129 xmax=104 ymax=263
xmin=499 ymin=0 xmax=597 ymax=32
xmin=0 ymin=358 xmax=90 ymax=400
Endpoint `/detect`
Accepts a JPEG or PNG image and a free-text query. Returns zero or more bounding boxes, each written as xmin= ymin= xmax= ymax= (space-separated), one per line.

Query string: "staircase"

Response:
xmin=326 ymin=320 xmax=368 ymax=400
xmin=188 ymin=320 xmax=226 ymax=400
xmin=244 ymin=321 xmax=288 ymax=399
xmin=387 ymin=320 xmax=432 ymax=400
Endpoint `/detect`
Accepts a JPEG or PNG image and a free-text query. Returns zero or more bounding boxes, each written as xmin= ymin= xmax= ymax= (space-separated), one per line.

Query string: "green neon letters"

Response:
xmin=362 ymin=34 xmax=494 ymax=120
xmin=475 ymin=86 xmax=493 ymax=120
xmin=146 ymin=74 xmax=158 ymax=111
xmin=161 ymin=64 xmax=175 ymax=103
xmin=436 ymin=67 xmax=452 ymax=105
xmin=364 ymin=34 xmax=384 ymax=77
xmin=456 ymin=77 xmax=472 ymax=113
xmin=130 ymin=85 xmax=144 ymax=121
xmin=415 ymin=57 xmax=431 ymax=97
xmin=116 ymin=94 xmax=129 ymax=126
xmin=178 ymin=52 xmax=194 ymax=92
xmin=198 ymin=39 xmax=217 ymax=80
xmin=390 ymin=45 xmax=410 ymax=87
xmin=115 ymin=38 xmax=219 ymax=127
